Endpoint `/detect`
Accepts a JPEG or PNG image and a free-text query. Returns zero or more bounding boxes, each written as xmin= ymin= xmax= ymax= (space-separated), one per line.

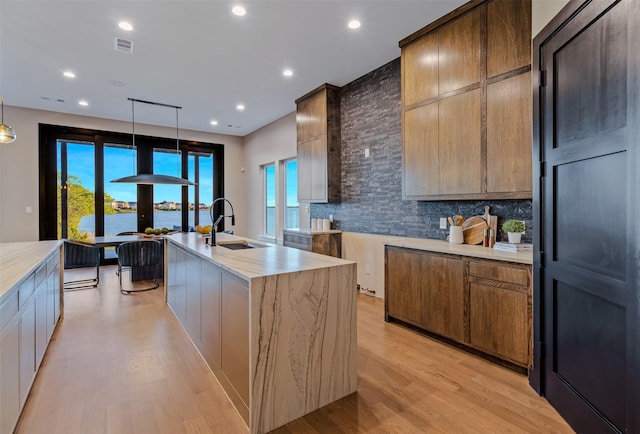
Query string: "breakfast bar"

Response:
xmin=165 ymin=232 xmax=357 ymax=434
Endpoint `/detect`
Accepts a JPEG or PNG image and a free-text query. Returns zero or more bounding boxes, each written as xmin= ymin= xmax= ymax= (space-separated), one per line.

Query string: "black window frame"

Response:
xmin=38 ymin=123 xmax=224 ymax=242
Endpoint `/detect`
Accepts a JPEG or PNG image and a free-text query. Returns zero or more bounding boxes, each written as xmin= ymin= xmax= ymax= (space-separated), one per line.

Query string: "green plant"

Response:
xmin=502 ymin=219 xmax=525 ymax=233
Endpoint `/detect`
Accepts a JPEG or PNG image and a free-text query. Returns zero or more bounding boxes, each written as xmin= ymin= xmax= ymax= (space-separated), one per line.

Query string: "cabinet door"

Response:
xmin=438 ymin=7 xmax=483 ymax=94
xmin=0 ymin=316 xmax=20 ymax=434
xmin=45 ymin=273 xmax=56 ymax=341
xmin=403 ymin=103 xmax=439 ymax=197
xmin=297 ymin=141 xmax=312 ymax=201
xmin=185 ymin=253 xmax=202 ymax=342
xmin=385 ymin=247 xmax=423 ymax=326
xmin=421 ymin=253 xmax=465 ymax=343
xmin=438 ymin=89 xmax=482 ymax=195
xmin=173 ymin=247 xmax=188 ymax=322
xmin=469 ymin=282 xmax=529 ymax=366
xmin=221 ymin=272 xmax=249 ymax=406
xmin=167 ymin=244 xmax=177 ymax=308
xmin=402 ymin=32 xmax=439 ymax=106
xmin=297 ymin=89 xmax=326 ymax=142
xmin=487 ymin=0 xmax=531 ymax=78
xmin=35 ymin=279 xmax=47 ymax=368
xmin=487 ymin=71 xmax=532 ymax=194
xmin=201 ymin=261 xmax=222 ymax=369
xmin=310 ymin=137 xmax=328 ymax=202
xmin=19 ymin=297 xmax=36 ymax=407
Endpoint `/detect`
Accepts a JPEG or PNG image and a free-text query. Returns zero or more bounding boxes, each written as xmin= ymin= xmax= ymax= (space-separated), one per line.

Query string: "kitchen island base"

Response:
xmin=166 ymin=234 xmax=357 ymax=434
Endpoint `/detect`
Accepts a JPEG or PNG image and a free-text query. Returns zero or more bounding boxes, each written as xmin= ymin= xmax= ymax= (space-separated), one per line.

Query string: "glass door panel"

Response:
xmin=153 ymin=148 xmax=182 ymax=231
xmin=57 ymin=140 xmax=96 ymax=241
xmin=104 ymin=143 xmax=137 ymax=236
xmin=284 ymin=159 xmax=299 ymax=229
xmin=189 ymin=151 xmax=215 ymax=229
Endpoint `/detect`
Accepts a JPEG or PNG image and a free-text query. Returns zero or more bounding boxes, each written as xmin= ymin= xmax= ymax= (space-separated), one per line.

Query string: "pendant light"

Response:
xmin=111 ymin=98 xmax=195 ymax=185
xmin=0 ymin=98 xmax=17 ymax=144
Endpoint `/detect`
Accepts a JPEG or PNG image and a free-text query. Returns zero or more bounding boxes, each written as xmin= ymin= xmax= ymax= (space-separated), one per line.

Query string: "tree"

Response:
xmin=57 ymin=174 xmax=117 ymax=240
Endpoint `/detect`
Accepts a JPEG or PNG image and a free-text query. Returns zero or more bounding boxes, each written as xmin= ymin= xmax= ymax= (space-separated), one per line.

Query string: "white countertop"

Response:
xmin=385 ymin=237 xmax=533 ymax=265
xmin=0 ymin=240 xmax=62 ymax=301
xmin=167 ymin=233 xmax=354 ymax=280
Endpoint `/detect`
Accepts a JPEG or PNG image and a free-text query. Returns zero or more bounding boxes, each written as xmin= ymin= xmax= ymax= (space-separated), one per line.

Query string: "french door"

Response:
xmin=532 ymin=0 xmax=639 ymax=432
xmin=39 ymin=125 xmax=224 ymax=256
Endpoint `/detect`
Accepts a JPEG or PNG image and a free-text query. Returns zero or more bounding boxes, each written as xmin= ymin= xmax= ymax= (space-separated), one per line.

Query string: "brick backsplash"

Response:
xmin=310 ymin=58 xmax=533 ymax=243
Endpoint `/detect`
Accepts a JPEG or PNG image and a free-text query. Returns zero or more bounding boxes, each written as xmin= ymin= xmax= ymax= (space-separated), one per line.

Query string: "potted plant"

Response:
xmin=502 ymin=219 xmax=525 ymax=243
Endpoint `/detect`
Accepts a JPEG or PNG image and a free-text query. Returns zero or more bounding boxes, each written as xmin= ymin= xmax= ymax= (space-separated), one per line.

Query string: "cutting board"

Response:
xmin=482 ymin=206 xmax=499 ymax=234
xmin=462 ymin=216 xmax=488 ymax=244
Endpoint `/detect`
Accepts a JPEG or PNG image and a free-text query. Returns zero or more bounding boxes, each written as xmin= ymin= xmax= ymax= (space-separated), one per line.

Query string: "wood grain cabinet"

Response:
xmin=296 ymin=83 xmax=341 ymax=203
xmin=385 ymin=245 xmax=532 ymax=369
xmin=400 ymin=0 xmax=532 ymax=200
xmin=282 ymin=230 xmax=342 ymax=258
xmin=467 ymin=259 xmax=531 ymax=366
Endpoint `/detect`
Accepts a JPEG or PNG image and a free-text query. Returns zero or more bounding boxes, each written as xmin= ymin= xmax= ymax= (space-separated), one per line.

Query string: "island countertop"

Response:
xmin=167 ymin=232 xmax=355 ymax=280
xmin=0 ymin=240 xmax=62 ymax=302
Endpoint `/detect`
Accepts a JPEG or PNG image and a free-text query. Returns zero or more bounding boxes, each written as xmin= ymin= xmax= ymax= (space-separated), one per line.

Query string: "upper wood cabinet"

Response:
xmin=487 ymin=0 xmax=532 ymax=78
xmin=296 ymin=84 xmax=341 ymax=203
xmin=400 ymin=0 xmax=532 ymax=201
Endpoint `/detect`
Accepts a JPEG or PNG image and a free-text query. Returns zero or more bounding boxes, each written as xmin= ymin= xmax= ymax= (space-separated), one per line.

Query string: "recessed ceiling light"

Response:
xmin=210 ymin=120 xmax=218 ymax=126
xmin=236 ymin=104 xmax=245 ymax=111
xmin=348 ymin=19 xmax=361 ymax=30
xmin=283 ymin=69 xmax=293 ymax=77
xmin=63 ymin=71 xmax=76 ymax=78
xmin=119 ymin=21 xmax=133 ymax=31
xmin=232 ymin=5 xmax=246 ymax=16
xmin=78 ymin=100 xmax=89 ymax=106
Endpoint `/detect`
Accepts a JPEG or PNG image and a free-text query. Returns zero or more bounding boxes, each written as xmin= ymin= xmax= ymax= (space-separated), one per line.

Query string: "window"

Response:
xmin=264 ymin=163 xmax=276 ymax=237
xmin=283 ymin=159 xmax=299 ymax=229
xmin=261 ymin=158 xmax=298 ymax=240
xmin=39 ymin=124 xmax=224 ymax=263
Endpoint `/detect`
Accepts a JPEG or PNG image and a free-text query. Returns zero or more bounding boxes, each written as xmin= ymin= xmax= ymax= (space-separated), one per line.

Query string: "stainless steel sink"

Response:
xmin=217 ymin=241 xmax=269 ymax=250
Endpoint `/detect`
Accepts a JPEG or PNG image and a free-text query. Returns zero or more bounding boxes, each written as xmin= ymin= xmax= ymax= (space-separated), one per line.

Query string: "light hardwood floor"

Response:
xmin=16 ymin=266 xmax=573 ymax=433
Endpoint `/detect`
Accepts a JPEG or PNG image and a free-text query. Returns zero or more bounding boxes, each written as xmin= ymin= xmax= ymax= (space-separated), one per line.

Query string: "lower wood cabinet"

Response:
xmin=282 ymin=230 xmax=342 ymax=258
xmin=385 ymin=246 xmax=532 ymax=369
xmin=0 ymin=315 xmax=20 ymax=434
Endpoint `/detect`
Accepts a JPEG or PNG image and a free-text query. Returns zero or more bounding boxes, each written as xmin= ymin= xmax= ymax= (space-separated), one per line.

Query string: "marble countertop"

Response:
xmin=0 ymin=240 xmax=62 ymax=302
xmin=167 ymin=232 xmax=355 ymax=280
xmin=385 ymin=238 xmax=533 ymax=265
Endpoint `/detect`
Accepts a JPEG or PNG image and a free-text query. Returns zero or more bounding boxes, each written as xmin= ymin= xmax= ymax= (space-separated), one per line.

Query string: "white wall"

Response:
xmin=242 ymin=112 xmax=297 ymax=241
xmin=0 ymin=105 xmax=245 ymax=242
xmin=532 ymin=0 xmax=571 ymax=37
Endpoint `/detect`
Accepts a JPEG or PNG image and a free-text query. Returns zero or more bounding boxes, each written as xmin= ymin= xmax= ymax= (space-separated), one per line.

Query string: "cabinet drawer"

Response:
xmin=0 ymin=291 xmax=19 ymax=333
xmin=18 ymin=275 xmax=35 ymax=308
xmin=47 ymin=252 xmax=59 ymax=275
xmin=283 ymin=233 xmax=312 ymax=251
xmin=468 ymin=261 xmax=529 ymax=287
xmin=35 ymin=264 xmax=47 ymax=289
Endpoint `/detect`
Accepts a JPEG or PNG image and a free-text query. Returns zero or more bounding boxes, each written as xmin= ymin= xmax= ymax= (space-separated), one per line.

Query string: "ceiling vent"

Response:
xmin=114 ymin=37 xmax=134 ymax=54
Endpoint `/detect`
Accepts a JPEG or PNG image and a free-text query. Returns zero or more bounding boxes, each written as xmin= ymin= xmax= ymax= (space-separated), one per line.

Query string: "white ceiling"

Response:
xmin=0 ymin=0 xmax=466 ymax=136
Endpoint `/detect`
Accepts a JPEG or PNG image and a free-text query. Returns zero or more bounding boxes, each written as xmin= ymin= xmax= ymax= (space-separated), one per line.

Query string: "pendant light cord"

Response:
xmin=176 ymin=107 xmax=181 ymax=177
xmin=131 ymin=99 xmax=136 ymax=174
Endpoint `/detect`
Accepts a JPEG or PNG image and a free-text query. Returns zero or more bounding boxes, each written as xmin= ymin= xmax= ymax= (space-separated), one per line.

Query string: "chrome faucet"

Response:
xmin=209 ymin=198 xmax=236 ymax=246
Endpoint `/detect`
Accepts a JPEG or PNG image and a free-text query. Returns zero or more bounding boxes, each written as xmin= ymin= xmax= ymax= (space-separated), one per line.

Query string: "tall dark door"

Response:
xmin=533 ymin=0 xmax=639 ymax=433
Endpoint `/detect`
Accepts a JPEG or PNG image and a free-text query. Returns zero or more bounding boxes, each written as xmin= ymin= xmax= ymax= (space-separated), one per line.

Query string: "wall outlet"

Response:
xmin=440 ymin=217 xmax=447 ymax=229
xmin=364 ymin=148 xmax=370 ymax=158
xmin=365 ymin=264 xmax=371 ymax=274
xmin=25 ymin=206 xmax=33 ymax=214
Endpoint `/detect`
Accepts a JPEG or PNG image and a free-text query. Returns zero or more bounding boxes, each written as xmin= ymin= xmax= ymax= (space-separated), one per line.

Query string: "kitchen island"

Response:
xmin=0 ymin=240 xmax=62 ymax=434
xmin=165 ymin=233 xmax=357 ymax=434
